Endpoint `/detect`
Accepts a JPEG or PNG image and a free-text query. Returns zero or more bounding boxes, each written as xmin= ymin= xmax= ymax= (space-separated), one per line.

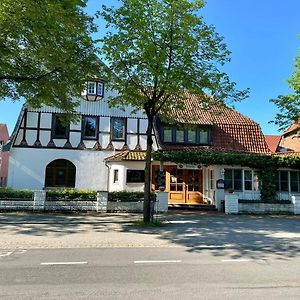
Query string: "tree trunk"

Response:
xmin=143 ymin=116 xmax=154 ymax=222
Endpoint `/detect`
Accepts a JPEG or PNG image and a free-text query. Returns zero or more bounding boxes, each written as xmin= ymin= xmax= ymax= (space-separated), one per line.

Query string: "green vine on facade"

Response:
xmin=153 ymin=150 xmax=300 ymax=201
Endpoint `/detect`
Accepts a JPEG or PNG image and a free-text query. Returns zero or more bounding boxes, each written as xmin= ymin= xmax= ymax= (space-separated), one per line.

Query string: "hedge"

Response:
xmin=0 ymin=188 xmax=33 ymax=199
xmin=46 ymin=189 xmax=96 ymax=201
xmin=108 ymin=191 xmax=156 ymax=202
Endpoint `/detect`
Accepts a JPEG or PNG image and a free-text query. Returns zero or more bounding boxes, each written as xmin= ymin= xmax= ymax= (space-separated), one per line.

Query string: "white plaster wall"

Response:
xmin=100 ymin=134 xmax=110 ymax=148
xmin=140 ymin=119 xmax=147 ymax=133
xmin=100 ymin=117 xmax=110 ymax=132
xmin=7 ymin=148 xmax=115 ymax=191
xmin=70 ymin=121 xmax=81 ymax=131
xmin=40 ymin=113 xmax=52 ymax=129
xmin=40 ymin=131 xmax=51 ymax=146
xmin=27 ymin=112 xmax=38 ymax=128
xmin=127 ymin=135 xmax=138 ymax=149
xmin=108 ymin=161 xmax=146 ymax=192
xmin=53 ymin=139 xmax=65 ymax=147
xmin=26 ymin=130 xmax=37 ymax=145
xmin=69 ymin=132 xmax=80 ymax=147
xmin=127 ymin=119 xmax=137 ymax=133
xmin=15 ymin=130 xmax=23 ymax=145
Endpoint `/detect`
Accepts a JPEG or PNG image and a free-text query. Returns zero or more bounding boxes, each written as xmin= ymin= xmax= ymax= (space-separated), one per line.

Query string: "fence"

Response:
xmin=0 ymin=190 xmax=168 ymax=213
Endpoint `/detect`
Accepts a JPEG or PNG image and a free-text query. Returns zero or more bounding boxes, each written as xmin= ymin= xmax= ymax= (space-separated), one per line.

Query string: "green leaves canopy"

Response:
xmin=0 ymin=0 xmax=98 ymax=112
xmin=100 ymin=0 xmax=248 ymax=117
xmin=271 ymin=49 xmax=300 ymax=130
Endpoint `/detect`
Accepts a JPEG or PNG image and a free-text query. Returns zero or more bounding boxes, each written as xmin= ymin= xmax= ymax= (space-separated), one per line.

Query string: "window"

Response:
xmin=45 ymin=159 xmax=76 ymax=188
xmin=290 ymin=171 xmax=300 ymax=192
xmin=224 ymin=169 xmax=242 ymax=191
xmin=175 ymin=128 xmax=185 ymax=143
xmin=244 ymin=170 xmax=252 ymax=191
xmin=111 ymin=118 xmax=126 ymax=141
xmin=199 ymin=128 xmax=209 ymax=144
xmin=113 ymin=169 xmax=119 ymax=183
xmin=52 ymin=114 xmax=69 ymax=139
xmin=277 ymin=170 xmax=300 ymax=193
xmin=82 ymin=116 xmax=98 ymax=139
xmin=126 ymin=170 xmax=145 ymax=183
xmin=209 ymin=170 xmax=215 ymax=189
xmin=87 ymin=82 xmax=96 ymax=95
xmin=187 ymin=128 xmax=197 ymax=144
xmin=163 ymin=127 xmax=172 ymax=142
xmin=97 ymin=82 xmax=104 ymax=96
xmin=161 ymin=124 xmax=211 ymax=144
xmin=86 ymin=81 xmax=104 ymax=97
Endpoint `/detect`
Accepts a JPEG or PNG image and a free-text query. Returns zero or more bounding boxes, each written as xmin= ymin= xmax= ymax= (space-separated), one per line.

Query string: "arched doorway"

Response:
xmin=45 ymin=159 xmax=76 ymax=188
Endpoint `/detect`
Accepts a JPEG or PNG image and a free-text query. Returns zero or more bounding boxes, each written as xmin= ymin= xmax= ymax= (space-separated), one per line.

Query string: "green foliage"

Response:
xmin=270 ymin=46 xmax=300 ymax=130
xmin=0 ymin=0 xmax=98 ymax=114
xmin=153 ymin=150 xmax=300 ymax=201
xmin=99 ymin=0 xmax=248 ymax=222
xmin=0 ymin=188 xmax=33 ymax=199
xmin=108 ymin=191 xmax=156 ymax=202
xmin=99 ymin=0 xmax=248 ymax=115
xmin=46 ymin=189 xmax=96 ymax=201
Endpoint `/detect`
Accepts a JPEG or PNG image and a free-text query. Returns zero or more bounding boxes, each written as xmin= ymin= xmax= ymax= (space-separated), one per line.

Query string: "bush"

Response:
xmin=46 ymin=189 xmax=96 ymax=201
xmin=0 ymin=188 xmax=33 ymax=199
xmin=108 ymin=191 xmax=156 ymax=202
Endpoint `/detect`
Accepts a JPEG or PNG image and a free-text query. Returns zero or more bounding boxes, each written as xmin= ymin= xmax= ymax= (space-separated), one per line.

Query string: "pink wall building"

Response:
xmin=0 ymin=124 xmax=9 ymax=186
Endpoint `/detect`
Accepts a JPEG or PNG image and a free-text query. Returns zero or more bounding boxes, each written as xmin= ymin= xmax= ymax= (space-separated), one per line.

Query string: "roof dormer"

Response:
xmin=82 ymin=80 xmax=105 ymax=101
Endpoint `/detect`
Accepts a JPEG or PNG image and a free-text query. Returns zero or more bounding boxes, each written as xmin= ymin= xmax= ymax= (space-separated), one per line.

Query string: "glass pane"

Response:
xmin=244 ymin=170 xmax=252 ymax=181
xmin=234 ymin=180 xmax=242 ymax=191
xmin=187 ymin=129 xmax=196 ymax=143
xmin=176 ymin=129 xmax=185 ymax=143
xmin=281 ymin=181 xmax=288 ymax=192
xmin=290 ymin=171 xmax=298 ymax=182
xmin=54 ymin=115 xmax=68 ymax=138
xmin=87 ymin=82 xmax=96 ymax=94
xmin=280 ymin=171 xmax=288 ymax=181
xmin=234 ymin=169 xmax=242 ymax=180
xmin=84 ymin=117 xmax=97 ymax=137
xmin=177 ymin=184 xmax=183 ymax=191
xmin=245 ymin=181 xmax=252 ymax=191
xmin=126 ymin=170 xmax=145 ymax=183
xmin=112 ymin=118 xmax=125 ymax=140
xmin=163 ymin=127 xmax=172 ymax=142
xmin=224 ymin=180 xmax=233 ymax=190
xmin=291 ymin=181 xmax=299 ymax=192
xmin=224 ymin=169 xmax=232 ymax=181
xmin=97 ymin=82 xmax=103 ymax=96
xmin=199 ymin=128 xmax=209 ymax=144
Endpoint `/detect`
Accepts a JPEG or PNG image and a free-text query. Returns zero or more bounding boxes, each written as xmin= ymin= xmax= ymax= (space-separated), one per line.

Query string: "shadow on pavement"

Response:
xmin=0 ymin=211 xmax=299 ymax=260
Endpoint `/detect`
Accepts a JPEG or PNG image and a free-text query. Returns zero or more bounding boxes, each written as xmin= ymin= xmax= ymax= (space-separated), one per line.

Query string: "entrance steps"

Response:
xmin=168 ymin=204 xmax=218 ymax=212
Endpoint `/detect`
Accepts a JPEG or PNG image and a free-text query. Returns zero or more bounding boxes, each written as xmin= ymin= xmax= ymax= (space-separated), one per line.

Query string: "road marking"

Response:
xmin=222 ymin=259 xmax=251 ymax=262
xmin=134 ymin=260 xmax=182 ymax=264
xmin=40 ymin=262 xmax=88 ymax=266
xmin=0 ymin=250 xmax=27 ymax=257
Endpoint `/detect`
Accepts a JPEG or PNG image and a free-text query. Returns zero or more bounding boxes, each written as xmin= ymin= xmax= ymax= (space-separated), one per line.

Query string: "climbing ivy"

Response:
xmin=152 ymin=150 xmax=300 ymax=201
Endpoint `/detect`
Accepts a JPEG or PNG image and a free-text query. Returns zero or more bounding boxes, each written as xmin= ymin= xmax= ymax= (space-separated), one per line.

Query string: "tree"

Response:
xmin=100 ymin=0 xmax=248 ymax=222
xmin=0 ymin=0 xmax=98 ymax=113
xmin=271 ymin=51 xmax=300 ymax=130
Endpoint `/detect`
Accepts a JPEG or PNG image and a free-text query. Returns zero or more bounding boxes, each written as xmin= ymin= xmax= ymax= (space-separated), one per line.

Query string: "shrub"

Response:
xmin=0 ymin=188 xmax=33 ymax=199
xmin=108 ymin=191 xmax=156 ymax=202
xmin=46 ymin=189 xmax=96 ymax=201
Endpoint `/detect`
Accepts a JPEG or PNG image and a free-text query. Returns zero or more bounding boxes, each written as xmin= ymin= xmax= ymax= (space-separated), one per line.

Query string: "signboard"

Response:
xmin=216 ymin=179 xmax=225 ymax=189
xmin=177 ymin=163 xmax=202 ymax=170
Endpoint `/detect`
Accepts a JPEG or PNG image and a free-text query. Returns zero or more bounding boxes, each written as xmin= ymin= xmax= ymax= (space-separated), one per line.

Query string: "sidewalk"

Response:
xmin=0 ymin=212 xmax=299 ymax=260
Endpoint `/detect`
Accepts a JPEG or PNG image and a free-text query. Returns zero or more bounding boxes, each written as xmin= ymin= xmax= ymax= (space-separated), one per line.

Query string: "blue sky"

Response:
xmin=0 ymin=0 xmax=299 ymax=135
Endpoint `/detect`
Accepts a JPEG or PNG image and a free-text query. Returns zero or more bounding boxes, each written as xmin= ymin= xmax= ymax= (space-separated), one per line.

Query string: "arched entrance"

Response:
xmin=45 ymin=159 xmax=76 ymax=188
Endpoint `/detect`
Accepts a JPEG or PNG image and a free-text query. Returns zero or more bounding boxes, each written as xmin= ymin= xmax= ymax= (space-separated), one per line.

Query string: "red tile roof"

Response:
xmin=284 ymin=123 xmax=300 ymax=136
xmin=105 ymin=151 xmax=146 ymax=161
xmin=264 ymin=135 xmax=282 ymax=153
xmin=159 ymin=94 xmax=270 ymax=154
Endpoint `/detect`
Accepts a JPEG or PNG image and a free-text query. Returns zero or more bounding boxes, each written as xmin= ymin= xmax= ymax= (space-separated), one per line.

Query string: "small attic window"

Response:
xmin=86 ymin=80 xmax=104 ymax=100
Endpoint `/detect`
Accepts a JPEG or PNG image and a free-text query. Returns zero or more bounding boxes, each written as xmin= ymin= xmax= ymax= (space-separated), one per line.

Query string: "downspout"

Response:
xmin=105 ymin=160 xmax=111 ymax=192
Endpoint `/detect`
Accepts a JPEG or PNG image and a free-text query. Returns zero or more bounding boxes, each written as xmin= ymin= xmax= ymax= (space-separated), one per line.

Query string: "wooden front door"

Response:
xmin=167 ymin=167 xmax=203 ymax=204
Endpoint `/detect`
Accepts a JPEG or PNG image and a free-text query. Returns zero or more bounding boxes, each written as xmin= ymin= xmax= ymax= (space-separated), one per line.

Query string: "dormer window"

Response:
xmin=85 ymin=80 xmax=104 ymax=101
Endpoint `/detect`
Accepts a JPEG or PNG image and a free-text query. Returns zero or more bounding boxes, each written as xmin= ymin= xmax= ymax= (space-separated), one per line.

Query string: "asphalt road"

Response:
xmin=1 ymin=247 xmax=299 ymax=300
